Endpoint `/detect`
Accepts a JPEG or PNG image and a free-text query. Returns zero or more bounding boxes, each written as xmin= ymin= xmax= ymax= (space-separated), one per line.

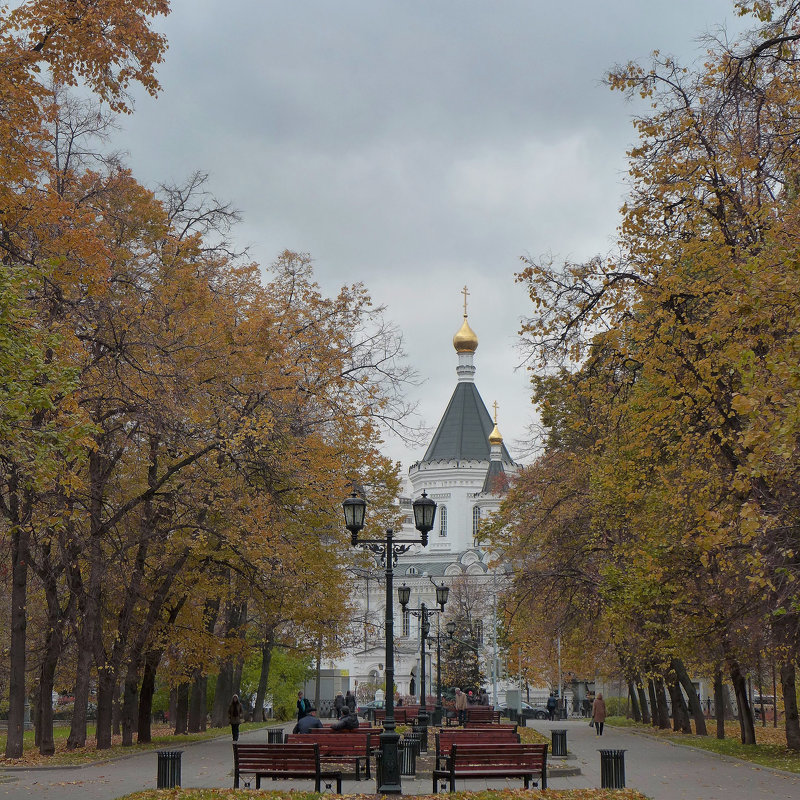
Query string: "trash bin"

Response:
xmin=156 ymin=750 xmax=182 ymax=788
xmin=509 ymin=708 xmax=518 ymax=722
xmin=412 ymin=723 xmax=428 ymax=753
xmin=551 ymin=729 xmax=568 ymax=756
xmin=599 ymin=749 xmax=626 ymax=789
xmin=399 ymin=738 xmax=417 ymax=775
xmin=267 ymin=726 xmax=284 ymax=743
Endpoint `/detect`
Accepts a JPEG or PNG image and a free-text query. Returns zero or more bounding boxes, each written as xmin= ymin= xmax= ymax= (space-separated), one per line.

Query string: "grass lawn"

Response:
xmin=120 ymin=790 xmax=649 ymax=800
xmin=0 ymin=721 xmax=271 ymax=767
xmin=606 ymin=716 xmax=800 ymax=774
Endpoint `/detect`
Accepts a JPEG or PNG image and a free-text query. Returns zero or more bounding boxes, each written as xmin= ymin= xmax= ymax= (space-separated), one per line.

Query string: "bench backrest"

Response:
xmin=318 ymin=726 xmax=382 ymax=735
xmin=286 ymin=732 xmax=372 ymax=755
xmin=449 ymin=742 xmax=548 ymax=771
xmin=233 ymin=742 xmax=319 ymax=772
xmin=464 ymin=722 xmax=517 ymax=732
xmin=436 ymin=729 xmax=519 ymax=758
xmin=465 ymin=707 xmax=501 ymax=723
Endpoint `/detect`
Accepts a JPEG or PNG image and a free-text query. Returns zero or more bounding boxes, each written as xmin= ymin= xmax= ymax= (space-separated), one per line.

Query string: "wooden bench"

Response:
xmin=232 ymin=742 xmax=342 ymax=791
xmin=464 ymin=722 xmax=518 ymax=733
xmin=432 ymin=742 xmax=548 ymax=793
xmin=286 ymin=732 xmax=374 ymax=779
xmin=465 ymin=706 xmax=502 ymax=723
xmin=435 ymin=728 xmax=520 ymax=769
xmin=376 ymin=706 xmax=420 ymax=724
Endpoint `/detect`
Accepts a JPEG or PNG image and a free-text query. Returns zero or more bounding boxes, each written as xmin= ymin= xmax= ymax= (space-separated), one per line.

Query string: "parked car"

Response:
xmin=497 ymin=700 xmax=548 ymax=720
xmin=357 ymin=699 xmax=384 ymax=721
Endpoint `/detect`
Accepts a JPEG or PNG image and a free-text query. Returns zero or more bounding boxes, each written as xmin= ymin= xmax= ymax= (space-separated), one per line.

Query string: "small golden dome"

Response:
xmin=488 ymin=423 xmax=503 ymax=445
xmin=453 ymin=316 xmax=478 ymax=353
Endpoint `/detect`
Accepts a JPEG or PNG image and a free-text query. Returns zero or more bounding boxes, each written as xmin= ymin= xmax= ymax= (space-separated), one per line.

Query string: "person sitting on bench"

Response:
xmin=293 ymin=707 xmax=324 ymax=734
xmin=330 ymin=711 xmax=359 ymax=731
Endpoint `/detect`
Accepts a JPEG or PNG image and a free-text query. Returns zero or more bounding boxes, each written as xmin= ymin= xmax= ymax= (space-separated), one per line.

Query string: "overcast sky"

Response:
xmin=113 ymin=0 xmax=744 ymax=473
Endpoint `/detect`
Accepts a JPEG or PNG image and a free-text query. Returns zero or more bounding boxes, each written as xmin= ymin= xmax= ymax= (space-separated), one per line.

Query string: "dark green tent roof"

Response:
xmin=422 ymin=382 xmax=514 ymax=464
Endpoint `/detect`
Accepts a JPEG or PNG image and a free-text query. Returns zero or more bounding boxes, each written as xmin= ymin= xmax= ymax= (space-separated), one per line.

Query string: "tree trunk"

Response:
xmin=647 ymin=678 xmax=659 ymax=727
xmin=653 ymin=675 xmax=671 ymax=729
xmin=37 ymin=631 xmax=62 ymax=756
xmin=67 ymin=451 xmax=106 ymax=750
xmin=668 ymin=676 xmax=692 ymax=733
xmin=628 ymin=680 xmax=641 ymax=722
xmin=137 ymin=649 xmax=161 ymax=743
xmin=122 ymin=661 xmax=140 ymax=746
xmin=174 ymin=683 xmax=189 ymax=735
xmin=254 ymin=635 xmax=274 ymax=722
xmin=188 ymin=672 xmax=207 ymax=732
xmin=714 ymin=669 xmax=726 ymax=739
xmin=636 ymin=678 xmax=651 ymax=724
xmin=210 ymin=595 xmax=246 ymax=727
xmin=673 ymin=658 xmax=707 ymax=735
xmin=67 ymin=644 xmax=93 ymax=749
xmin=5 ymin=508 xmax=30 ymax=758
xmin=95 ymin=665 xmax=115 ymax=749
xmin=112 ymin=682 xmax=122 ymax=736
xmin=212 ymin=662 xmax=234 ymax=727
xmin=730 ymin=659 xmax=756 ymax=744
xmin=780 ymin=661 xmax=800 ymax=751
xmin=32 ymin=684 xmax=41 ymax=749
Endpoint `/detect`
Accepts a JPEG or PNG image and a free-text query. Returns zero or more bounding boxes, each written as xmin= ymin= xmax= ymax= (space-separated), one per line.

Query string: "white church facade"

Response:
xmin=330 ymin=296 xmax=520 ymax=707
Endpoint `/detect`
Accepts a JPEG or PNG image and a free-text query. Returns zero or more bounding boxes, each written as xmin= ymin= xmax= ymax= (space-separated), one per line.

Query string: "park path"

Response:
xmin=0 ymin=719 xmax=799 ymax=799
xmin=528 ymin=718 xmax=800 ymax=800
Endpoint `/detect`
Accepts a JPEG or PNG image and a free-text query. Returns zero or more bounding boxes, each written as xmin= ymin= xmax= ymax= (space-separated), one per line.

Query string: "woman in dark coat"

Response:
xmin=228 ymin=694 xmax=244 ymax=741
xmin=345 ymin=690 xmax=356 ymax=713
xmin=333 ymin=691 xmax=345 ymax=719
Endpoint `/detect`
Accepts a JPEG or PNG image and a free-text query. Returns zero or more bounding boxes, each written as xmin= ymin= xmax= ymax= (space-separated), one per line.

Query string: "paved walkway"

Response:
xmin=0 ymin=719 xmax=798 ymax=799
xmin=528 ymin=718 xmax=800 ymax=800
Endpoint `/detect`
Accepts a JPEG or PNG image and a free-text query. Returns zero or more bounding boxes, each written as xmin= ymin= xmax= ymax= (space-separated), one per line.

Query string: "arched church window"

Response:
xmin=472 ymin=506 xmax=481 ymax=538
xmin=439 ymin=506 xmax=447 ymax=537
xmin=402 ymin=608 xmax=410 ymax=637
xmin=475 ymin=619 xmax=484 ymax=645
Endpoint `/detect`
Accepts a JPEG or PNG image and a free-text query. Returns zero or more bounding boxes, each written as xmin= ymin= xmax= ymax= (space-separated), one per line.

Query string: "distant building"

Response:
xmin=332 ymin=291 xmax=518 ymax=705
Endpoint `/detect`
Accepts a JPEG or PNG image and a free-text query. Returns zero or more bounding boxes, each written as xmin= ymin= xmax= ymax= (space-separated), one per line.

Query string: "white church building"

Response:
xmin=331 ymin=298 xmax=520 ymax=707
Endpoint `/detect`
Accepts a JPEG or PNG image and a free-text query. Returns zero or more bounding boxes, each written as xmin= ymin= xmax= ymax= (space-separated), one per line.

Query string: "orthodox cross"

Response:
xmin=462 ymin=285 xmax=469 ymax=317
xmin=492 ymin=400 xmax=499 ymax=423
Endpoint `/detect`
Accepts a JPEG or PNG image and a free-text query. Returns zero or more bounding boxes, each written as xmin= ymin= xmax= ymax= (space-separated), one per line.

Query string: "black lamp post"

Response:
xmin=398 ymin=581 xmax=448 ymax=729
xmin=343 ymin=489 xmax=436 ymax=795
xmin=432 ymin=581 xmax=449 ymax=725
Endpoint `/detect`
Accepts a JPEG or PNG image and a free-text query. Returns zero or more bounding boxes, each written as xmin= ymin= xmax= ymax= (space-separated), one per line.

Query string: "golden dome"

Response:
xmin=453 ymin=316 xmax=478 ymax=353
xmin=488 ymin=423 xmax=503 ymax=445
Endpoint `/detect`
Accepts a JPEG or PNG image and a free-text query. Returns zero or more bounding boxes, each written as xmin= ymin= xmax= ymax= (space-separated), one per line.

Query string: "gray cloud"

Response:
xmin=114 ymin=0 xmax=744 ymax=468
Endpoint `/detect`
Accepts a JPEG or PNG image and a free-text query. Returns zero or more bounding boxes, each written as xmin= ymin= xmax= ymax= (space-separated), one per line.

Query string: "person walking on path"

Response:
xmin=334 ymin=690 xmax=345 ymax=718
xmin=228 ymin=694 xmax=244 ymax=741
xmin=454 ymin=687 xmax=468 ymax=725
xmin=547 ymin=693 xmax=557 ymax=721
xmin=297 ymin=690 xmax=312 ymax=720
xmin=345 ymin=689 xmax=356 ymax=713
xmin=592 ymin=692 xmax=607 ymax=735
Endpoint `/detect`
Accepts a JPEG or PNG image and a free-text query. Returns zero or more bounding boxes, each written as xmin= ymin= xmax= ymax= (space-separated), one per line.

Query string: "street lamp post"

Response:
xmin=343 ymin=490 xmax=436 ymax=795
xmin=434 ymin=614 xmax=444 ymax=725
xmin=398 ymin=581 xmax=448 ymax=729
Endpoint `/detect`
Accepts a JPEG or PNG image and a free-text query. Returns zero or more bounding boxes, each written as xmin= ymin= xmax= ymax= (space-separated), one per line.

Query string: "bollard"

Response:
xmin=599 ymin=749 xmax=626 ymax=789
xmin=156 ymin=750 xmax=182 ymax=788
xmin=266 ymin=726 xmax=284 ymax=743
xmin=551 ymin=729 xmax=568 ymax=756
